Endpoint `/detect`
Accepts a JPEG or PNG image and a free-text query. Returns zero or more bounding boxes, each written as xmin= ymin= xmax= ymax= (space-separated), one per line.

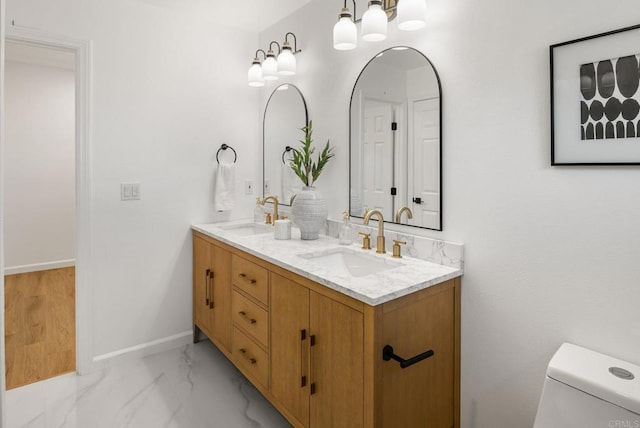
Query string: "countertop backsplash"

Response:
xmin=325 ymin=219 xmax=464 ymax=270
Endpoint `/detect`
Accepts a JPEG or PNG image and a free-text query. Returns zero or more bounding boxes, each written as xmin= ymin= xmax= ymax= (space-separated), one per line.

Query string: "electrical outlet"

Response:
xmin=245 ymin=180 xmax=254 ymax=195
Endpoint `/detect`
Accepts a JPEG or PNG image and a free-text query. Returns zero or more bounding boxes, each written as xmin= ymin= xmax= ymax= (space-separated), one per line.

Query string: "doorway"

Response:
xmin=3 ymin=40 xmax=77 ymax=389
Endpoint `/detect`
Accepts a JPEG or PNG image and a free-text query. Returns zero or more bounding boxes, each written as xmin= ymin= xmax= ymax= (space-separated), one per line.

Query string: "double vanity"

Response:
xmin=191 ymin=220 xmax=462 ymax=427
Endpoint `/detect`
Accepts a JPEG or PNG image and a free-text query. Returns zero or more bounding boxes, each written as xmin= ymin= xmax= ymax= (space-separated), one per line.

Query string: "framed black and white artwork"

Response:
xmin=551 ymin=24 xmax=640 ymax=165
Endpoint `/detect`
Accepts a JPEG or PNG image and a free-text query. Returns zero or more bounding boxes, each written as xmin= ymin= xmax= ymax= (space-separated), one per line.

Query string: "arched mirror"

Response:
xmin=350 ymin=47 xmax=442 ymax=230
xmin=263 ymin=84 xmax=308 ymax=206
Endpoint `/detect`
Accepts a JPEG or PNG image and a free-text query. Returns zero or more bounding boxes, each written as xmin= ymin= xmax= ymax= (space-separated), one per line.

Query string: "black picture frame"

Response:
xmin=551 ymin=24 xmax=640 ymax=165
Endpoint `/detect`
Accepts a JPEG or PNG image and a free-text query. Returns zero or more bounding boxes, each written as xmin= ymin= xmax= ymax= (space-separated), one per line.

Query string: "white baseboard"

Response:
xmin=4 ymin=259 xmax=76 ymax=275
xmin=84 ymin=330 xmax=193 ymax=374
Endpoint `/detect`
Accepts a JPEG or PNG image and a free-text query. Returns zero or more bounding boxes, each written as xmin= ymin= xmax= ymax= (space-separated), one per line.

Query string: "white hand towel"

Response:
xmin=214 ymin=160 xmax=236 ymax=211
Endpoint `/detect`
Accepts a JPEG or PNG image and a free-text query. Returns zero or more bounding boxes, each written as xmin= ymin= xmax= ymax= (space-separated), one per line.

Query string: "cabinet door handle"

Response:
xmin=238 ymin=273 xmax=257 ymax=285
xmin=300 ymin=329 xmax=307 ymax=388
xmin=309 ymin=334 xmax=316 ymax=395
xmin=205 ymin=269 xmax=210 ymax=306
xmin=238 ymin=311 xmax=256 ymax=324
xmin=209 ymin=270 xmax=215 ymax=309
xmin=382 ymin=345 xmax=434 ymax=369
xmin=239 ymin=348 xmax=257 ymax=365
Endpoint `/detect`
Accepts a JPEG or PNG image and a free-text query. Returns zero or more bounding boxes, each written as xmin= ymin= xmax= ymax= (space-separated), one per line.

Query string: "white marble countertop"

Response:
xmin=192 ymin=220 xmax=462 ymax=306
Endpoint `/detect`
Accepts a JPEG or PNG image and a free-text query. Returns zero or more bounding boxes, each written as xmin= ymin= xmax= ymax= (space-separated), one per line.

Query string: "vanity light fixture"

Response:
xmin=332 ymin=0 xmax=427 ymax=51
xmin=362 ymin=0 xmax=388 ymax=42
xmin=248 ymin=33 xmax=302 ymax=87
xmin=333 ymin=4 xmax=358 ymax=50
xmin=277 ymin=33 xmax=300 ymax=76
xmin=397 ymin=0 xmax=427 ymax=31
xmin=248 ymin=49 xmax=266 ymax=87
xmin=262 ymin=42 xmax=280 ymax=81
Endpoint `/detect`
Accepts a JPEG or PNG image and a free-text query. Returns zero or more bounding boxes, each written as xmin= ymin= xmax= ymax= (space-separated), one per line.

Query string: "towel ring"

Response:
xmin=216 ymin=144 xmax=237 ymax=164
xmin=282 ymin=146 xmax=293 ymax=164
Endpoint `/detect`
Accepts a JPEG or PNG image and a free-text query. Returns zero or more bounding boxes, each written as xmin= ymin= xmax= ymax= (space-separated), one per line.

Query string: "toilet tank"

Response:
xmin=534 ymin=343 xmax=640 ymax=428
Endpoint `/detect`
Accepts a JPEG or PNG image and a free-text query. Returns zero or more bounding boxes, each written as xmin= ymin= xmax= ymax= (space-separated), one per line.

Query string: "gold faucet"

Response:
xmin=395 ymin=206 xmax=413 ymax=224
xmin=262 ymin=195 xmax=279 ymax=226
xmin=363 ymin=209 xmax=386 ymax=254
xmin=262 ymin=195 xmax=279 ymax=225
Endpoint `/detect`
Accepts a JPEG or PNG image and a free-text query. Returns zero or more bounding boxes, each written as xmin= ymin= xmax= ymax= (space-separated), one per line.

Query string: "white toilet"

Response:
xmin=534 ymin=343 xmax=640 ymax=427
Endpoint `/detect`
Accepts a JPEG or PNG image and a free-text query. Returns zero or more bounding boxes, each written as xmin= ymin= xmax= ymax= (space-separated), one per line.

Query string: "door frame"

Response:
xmin=4 ymin=27 xmax=93 ymax=375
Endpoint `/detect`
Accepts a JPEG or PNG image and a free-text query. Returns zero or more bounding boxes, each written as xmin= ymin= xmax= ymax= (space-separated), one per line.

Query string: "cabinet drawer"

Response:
xmin=232 ymin=289 xmax=269 ymax=348
xmin=232 ymin=327 xmax=269 ymax=388
xmin=232 ymin=255 xmax=268 ymax=305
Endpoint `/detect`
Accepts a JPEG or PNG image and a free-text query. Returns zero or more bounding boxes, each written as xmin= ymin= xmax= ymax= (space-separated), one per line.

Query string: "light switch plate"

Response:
xmin=121 ymin=182 xmax=141 ymax=201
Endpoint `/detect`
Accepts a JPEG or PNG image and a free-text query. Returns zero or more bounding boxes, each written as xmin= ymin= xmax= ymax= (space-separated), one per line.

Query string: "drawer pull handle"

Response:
xmin=239 ymin=348 xmax=257 ymax=365
xmin=209 ymin=270 xmax=215 ymax=309
xmin=300 ymin=329 xmax=307 ymax=388
xmin=238 ymin=311 xmax=257 ymax=324
xmin=239 ymin=273 xmax=257 ymax=285
xmin=205 ymin=269 xmax=210 ymax=306
xmin=382 ymin=345 xmax=434 ymax=369
xmin=309 ymin=334 xmax=316 ymax=395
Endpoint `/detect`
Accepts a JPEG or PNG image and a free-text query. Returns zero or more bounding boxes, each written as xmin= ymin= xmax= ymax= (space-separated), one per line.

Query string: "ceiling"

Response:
xmin=5 ymin=41 xmax=75 ymax=70
xmin=136 ymin=0 xmax=313 ymax=32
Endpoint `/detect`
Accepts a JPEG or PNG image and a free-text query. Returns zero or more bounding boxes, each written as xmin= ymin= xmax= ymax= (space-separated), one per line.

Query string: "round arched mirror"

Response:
xmin=263 ymin=84 xmax=308 ymax=206
xmin=350 ymin=47 xmax=442 ymax=230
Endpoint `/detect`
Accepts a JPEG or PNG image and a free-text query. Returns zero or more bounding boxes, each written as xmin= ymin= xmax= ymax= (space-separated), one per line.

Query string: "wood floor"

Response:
xmin=4 ymin=267 xmax=76 ymax=390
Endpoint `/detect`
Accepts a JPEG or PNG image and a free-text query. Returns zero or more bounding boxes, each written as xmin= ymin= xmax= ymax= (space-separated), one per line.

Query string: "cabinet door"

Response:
xmin=309 ymin=291 xmax=364 ymax=428
xmin=210 ymin=245 xmax=231 ymax=351
xmin=270 ymin=273 xmax=310 ymax=427
xmin=381 ymin=286 xmax=454 ymax=427
xmin=193 ymin=235 xmax=212 ymax=331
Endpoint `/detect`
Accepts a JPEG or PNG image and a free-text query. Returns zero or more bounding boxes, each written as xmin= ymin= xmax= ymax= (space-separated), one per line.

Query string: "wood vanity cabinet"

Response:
xmin=192 ymin=233 xmax=231 ymax=352
xmin=271 ymin=272 xmax=364 ymax=427
xmin=192 ymin=231 xmax=461 ymax=428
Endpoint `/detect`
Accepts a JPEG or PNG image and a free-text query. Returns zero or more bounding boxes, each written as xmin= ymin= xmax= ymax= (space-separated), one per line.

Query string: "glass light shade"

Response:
xmin=262 ymin=54 xmax=279 ymax=81
xmin=397 ymin=0 xmax=427 ymax=31
xmin=333 ymin=12 xmax=357 ymax=50
xmin=247 ymin=62 xmax=264 ymax=87
xmin=277 ymin=47 xmax=296 ymax=76
xmin=361 ymin=2 xmax=387 ymax=42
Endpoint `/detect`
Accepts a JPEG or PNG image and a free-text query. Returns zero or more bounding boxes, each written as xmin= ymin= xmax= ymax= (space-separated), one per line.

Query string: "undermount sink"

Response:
xmin=218 ymin=222 xmax=271 ymax=236
xmin=298 ymin=247 xmax=403 ymax=278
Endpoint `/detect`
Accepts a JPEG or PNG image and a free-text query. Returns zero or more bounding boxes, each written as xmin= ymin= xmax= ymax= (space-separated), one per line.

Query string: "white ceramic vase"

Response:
xmin=291 ymin=186 xmax=328 ymax=240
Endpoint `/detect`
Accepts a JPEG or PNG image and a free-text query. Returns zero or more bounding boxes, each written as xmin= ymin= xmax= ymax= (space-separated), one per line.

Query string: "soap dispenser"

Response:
xmin=339 ymin=211 xmax=352 ymax=245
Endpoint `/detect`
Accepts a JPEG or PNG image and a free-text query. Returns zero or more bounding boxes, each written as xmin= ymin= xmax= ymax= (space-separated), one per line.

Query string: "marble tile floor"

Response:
xmin=6 ymin=340 xmax=291 ymax=428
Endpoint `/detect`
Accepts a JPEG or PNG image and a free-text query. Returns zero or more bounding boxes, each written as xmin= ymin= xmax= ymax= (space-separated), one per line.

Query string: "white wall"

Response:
xmin=4 ymin=58 xmax=76 ymax=271
xmin=5 ymin=0 xmax=260 ymax=359
xmin=260 ymin=1 xmax=640 ymax=427
xmin=0 ymin=0 xmax=7 ymax=422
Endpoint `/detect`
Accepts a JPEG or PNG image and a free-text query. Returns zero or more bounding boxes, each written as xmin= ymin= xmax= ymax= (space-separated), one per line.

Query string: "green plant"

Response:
xmin=290 ymin=121 xmax=334 ymax=187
